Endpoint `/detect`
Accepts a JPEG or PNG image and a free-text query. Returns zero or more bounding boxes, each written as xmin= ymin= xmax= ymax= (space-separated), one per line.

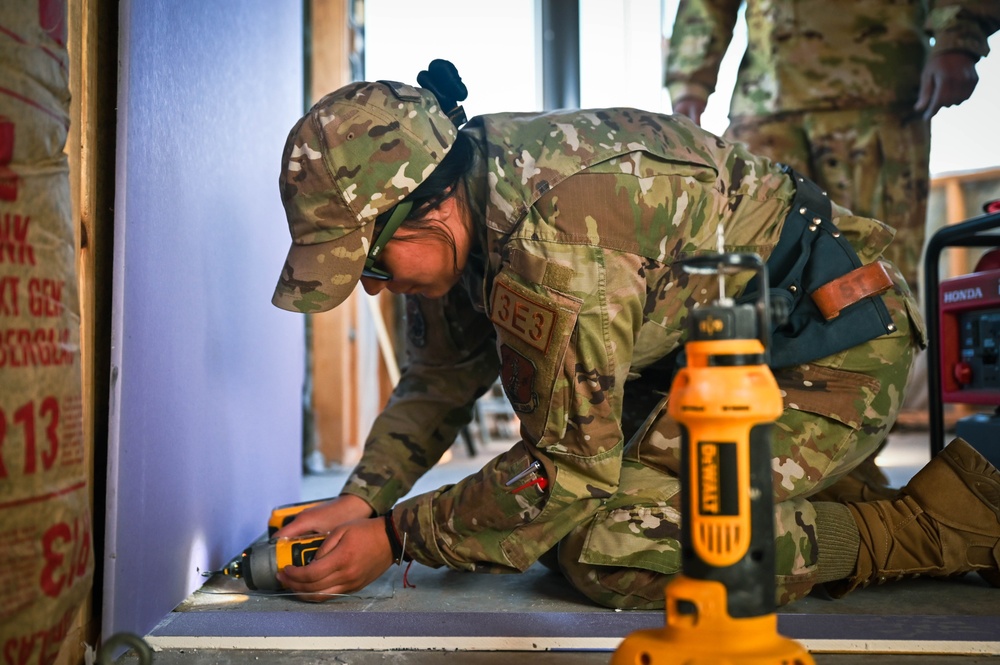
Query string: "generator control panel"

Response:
xmin=940 ymin=257 xmax=1000 ymax=405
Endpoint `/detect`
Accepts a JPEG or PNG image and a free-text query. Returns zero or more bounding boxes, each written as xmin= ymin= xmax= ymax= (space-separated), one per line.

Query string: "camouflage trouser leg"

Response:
xmin=725 ymin=107 xmax=930 ymax=292
xmin=557 ymin=266 xmax=920 ymax=609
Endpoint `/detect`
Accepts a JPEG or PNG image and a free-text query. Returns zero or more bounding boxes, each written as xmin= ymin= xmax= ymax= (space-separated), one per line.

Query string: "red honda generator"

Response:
xmin=926 ymin=200 xmax=1000 ymax=466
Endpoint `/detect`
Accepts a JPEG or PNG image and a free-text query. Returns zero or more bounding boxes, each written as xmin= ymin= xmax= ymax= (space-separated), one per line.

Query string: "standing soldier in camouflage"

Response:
xmin=665 ymin=0 xmax=1000 ymax=292
xmin=270 ymin=62 xmax=1000 ymax=608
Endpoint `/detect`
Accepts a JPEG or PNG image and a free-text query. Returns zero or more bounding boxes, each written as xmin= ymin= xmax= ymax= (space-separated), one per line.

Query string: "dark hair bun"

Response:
xmin=417 ymin=59 xmax=468 ymax=127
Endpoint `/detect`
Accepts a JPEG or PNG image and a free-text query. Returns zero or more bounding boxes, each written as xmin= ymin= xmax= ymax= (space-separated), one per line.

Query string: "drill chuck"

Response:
xmin=240 ymin=541 xmax=283 ymax=591
xmin=205 ymin=499 xmax=334 ymax=590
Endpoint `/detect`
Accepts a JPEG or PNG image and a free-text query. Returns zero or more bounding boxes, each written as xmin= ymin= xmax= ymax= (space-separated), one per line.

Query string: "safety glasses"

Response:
xmin=361 ymin=200 xmax=413 ymax=281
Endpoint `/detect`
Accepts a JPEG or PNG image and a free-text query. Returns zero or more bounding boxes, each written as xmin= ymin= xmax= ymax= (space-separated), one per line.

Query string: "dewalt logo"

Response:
xmin=699 ymin=442 xmax=720 ymax=514
xmin=699 ymin=316 xmax=725 ymax=336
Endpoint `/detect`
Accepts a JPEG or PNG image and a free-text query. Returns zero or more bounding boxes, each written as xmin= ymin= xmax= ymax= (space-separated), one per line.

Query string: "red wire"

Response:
xmin=512 ymin=477 xmax=547 ymax=494
xmin=403 ymin=560 xmax=416 ymax=588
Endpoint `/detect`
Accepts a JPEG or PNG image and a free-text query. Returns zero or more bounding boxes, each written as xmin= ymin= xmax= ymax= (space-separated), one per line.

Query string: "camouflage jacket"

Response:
xmin=342 ymin=109 xmax=893 ymax=572
xmin=665 ymin=0 xmax=1000 ymax=116
xmin=340 ymin=286 xmax=499 ymax=516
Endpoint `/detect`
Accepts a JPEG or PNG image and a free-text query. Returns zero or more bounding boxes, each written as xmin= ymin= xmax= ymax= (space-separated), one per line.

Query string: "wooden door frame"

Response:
xmin=307 ymin=0 xmax=398 ymax=469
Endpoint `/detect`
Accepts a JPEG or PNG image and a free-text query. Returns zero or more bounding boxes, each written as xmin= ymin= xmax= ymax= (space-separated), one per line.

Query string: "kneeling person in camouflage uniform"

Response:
xmin=269 ymin=63 xmax=1000 ymax=607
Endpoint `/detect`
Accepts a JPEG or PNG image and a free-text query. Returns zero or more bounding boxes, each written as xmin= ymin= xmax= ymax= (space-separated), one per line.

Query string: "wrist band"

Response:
xmin=384 ymin=510 xmax=405 ymax=565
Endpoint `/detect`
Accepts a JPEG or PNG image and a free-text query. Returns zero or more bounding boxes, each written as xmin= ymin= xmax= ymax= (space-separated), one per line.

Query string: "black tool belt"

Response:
xmin=741 ymin=165 xmax=896 ymax=369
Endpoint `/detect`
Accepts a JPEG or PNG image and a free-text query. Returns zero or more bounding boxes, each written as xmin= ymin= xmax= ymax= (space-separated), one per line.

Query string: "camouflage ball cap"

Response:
xmin=273 ymin=80 xmax=458 ymax=313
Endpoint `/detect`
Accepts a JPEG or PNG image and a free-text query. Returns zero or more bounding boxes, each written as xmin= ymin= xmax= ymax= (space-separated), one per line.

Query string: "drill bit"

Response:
xmin=201 ymin=557 xmax=244 ymax=579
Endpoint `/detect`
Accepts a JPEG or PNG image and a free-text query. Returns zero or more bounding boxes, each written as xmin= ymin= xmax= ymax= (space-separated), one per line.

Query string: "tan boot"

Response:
xmin=811 ymin=454 xmax=898 ymax=503
xmin=834 ymin=438 xmax=1000 ymax=594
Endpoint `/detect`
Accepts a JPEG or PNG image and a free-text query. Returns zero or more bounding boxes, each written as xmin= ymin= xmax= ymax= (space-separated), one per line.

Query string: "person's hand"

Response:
xmin=914 ymin=51 xmax=979 ymax=120
xmin=273 ymin=494 xmax=374 ymax=539
xmin=672 ymin=97 xmax=707 ymax=125
xmin=275 ymin=517 xmax=394 ymax=601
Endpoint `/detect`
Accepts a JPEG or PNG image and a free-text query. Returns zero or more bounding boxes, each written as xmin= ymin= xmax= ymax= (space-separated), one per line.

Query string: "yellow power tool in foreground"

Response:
xmin=612 ymin=251 xmax=814 ymax=665
xmin=205 ymin=498 xmax=335 ymax=590
xmin=266 ymin=498 xmax=329 ymax=536
xmin=206 ymin=534 xmax=326 ymax=591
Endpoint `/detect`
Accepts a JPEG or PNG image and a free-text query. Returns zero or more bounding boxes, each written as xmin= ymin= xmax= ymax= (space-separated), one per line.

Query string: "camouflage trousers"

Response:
xmin=725 ymin=107 xmax=930 ymax=292
xmin=554 ymin=262 xmax=922 ymax=610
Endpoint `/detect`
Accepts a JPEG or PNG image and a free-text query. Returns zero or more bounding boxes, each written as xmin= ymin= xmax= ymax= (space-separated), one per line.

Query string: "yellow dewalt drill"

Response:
xmin=208 ymin=534 xmax=326 ymax=591
xmin=612 ymin=251 xmax=814 ymax=665
xmin=266 ymin=498 xmax=328 ymax=536
xmin=205 ymin=498 xmax=334 ymax=590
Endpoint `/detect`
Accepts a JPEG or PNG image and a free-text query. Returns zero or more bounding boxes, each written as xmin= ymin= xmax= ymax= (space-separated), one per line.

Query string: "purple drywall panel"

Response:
xmin=104 ymin=0 xmax=306 ymax=641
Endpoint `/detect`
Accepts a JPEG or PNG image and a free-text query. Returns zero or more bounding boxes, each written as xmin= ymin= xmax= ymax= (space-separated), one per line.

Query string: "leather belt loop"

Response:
xmin=810 ymin=261 xmax=894 ymax=321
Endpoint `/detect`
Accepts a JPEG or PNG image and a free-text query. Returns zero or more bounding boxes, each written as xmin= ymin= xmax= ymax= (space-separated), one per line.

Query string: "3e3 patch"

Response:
xmin=490 ymin=281 xmax=557 ymax=352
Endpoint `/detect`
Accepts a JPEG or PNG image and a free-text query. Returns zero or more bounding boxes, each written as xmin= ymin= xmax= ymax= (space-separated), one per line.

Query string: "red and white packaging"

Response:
xmin=1 ymin=1 xmax=94 ymax=663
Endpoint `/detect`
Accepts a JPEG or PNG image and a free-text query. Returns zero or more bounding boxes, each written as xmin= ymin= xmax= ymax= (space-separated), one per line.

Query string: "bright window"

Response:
xmin=366 ymin=0 xmax=998 ymax=176
xmin=364 ymin=0 xmax=540 ymax=117
xmin=579 ymin=0 xmax=667 ymax=112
